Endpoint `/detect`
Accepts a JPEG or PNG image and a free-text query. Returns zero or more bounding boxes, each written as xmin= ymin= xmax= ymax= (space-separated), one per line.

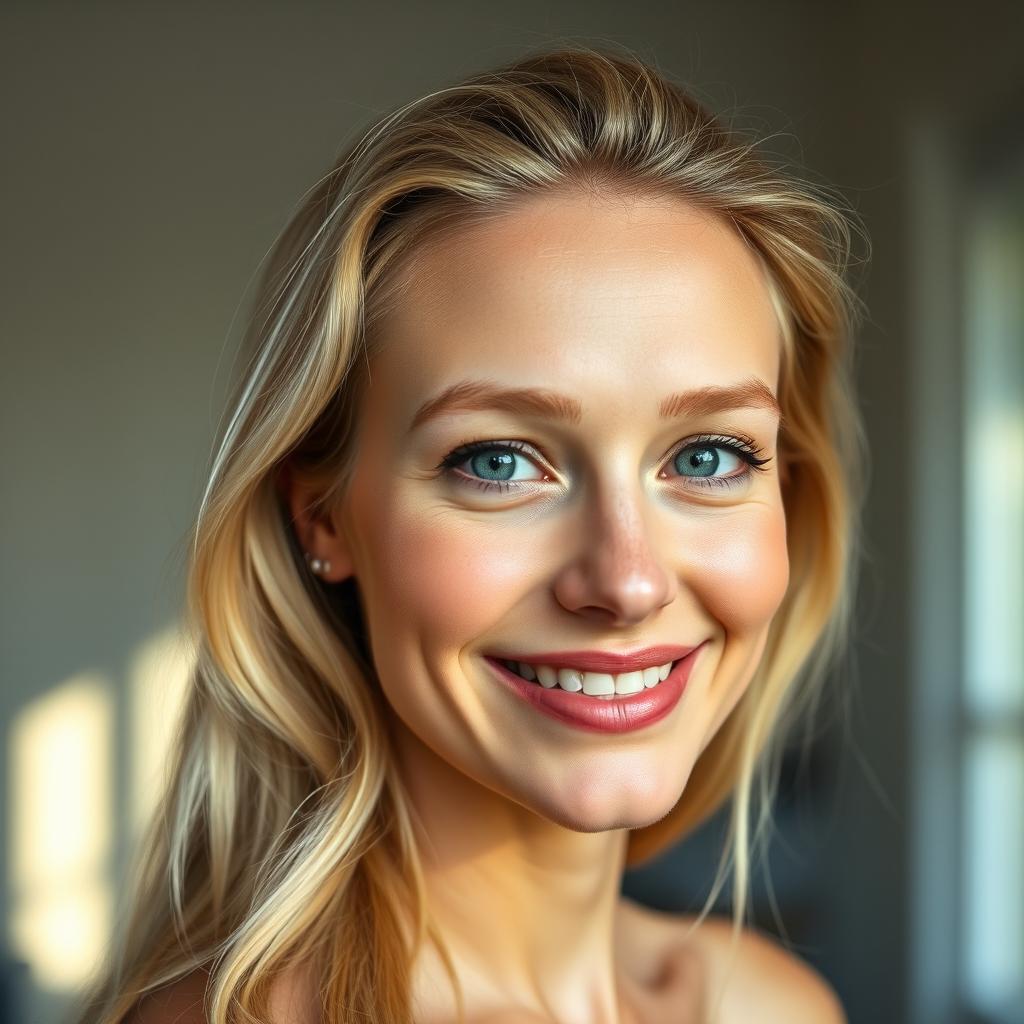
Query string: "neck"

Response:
xmin=389 ymin=712 xmax=641 ymax=1024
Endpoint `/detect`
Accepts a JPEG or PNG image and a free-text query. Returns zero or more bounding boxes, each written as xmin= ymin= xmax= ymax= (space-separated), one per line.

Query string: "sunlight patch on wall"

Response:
xmin=8 ymin=674 xmax=113 ymax=991
xmin=129 ymin=625 xmax=195 ymax=837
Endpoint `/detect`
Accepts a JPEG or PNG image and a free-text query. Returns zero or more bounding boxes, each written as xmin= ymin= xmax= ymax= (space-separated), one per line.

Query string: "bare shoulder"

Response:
xmin=619 ymin=897 xmax=847 ymax=1023
xmin=693 ymin=915 xmax=846 ymax=1022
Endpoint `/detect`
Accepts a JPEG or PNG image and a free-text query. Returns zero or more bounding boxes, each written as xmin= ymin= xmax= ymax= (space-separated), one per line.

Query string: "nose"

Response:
xmin=551 ymin=483 xmax=677 ymax=627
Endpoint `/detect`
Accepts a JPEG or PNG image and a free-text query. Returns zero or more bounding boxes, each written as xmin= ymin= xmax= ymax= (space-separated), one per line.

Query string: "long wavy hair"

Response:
xmin=78 ymin=43 xmax=868 ymax=1024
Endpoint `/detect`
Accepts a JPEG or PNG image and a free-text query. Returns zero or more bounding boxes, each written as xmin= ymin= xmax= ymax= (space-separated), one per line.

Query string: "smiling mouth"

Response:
xmin=493 ymin=657 xmax=681 ymax=699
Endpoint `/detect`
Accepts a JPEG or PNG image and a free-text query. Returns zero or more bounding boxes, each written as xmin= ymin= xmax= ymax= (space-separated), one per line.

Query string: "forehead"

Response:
xmin=367 ymin=190 xmax=782 ymax=420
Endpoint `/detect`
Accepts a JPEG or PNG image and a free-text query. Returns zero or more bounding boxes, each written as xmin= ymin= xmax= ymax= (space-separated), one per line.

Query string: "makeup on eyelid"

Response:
xmin=435 ymin=433 xmax=772 ymax=494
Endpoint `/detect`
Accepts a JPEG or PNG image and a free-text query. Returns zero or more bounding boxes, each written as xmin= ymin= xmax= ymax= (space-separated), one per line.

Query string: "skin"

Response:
xmin=286 ymin=188 xmax=790 ymax=1023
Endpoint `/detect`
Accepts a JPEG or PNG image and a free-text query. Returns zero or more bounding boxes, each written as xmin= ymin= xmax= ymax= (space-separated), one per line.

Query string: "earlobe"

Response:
xmin=276 ymin=460 xmax=356 ymax=583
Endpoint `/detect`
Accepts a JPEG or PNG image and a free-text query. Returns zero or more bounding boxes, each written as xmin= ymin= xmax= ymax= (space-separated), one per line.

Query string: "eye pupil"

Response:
xmin=471 ymin=450 xmax=516 ymax=481
xmin=678 ymin=446 xmax=719 ymax=477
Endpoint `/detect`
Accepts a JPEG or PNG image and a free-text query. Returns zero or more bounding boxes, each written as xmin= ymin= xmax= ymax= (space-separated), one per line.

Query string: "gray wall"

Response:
xmin=2 ymin=3 xmax=1021 ymax=1023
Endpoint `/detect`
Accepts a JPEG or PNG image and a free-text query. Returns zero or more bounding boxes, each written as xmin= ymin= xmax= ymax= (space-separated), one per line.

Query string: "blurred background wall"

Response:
xmin=1 ymin=3 xmax=1021 ymax=1023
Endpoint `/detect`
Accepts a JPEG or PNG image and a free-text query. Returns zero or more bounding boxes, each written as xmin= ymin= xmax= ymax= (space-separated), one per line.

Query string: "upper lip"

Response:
xmin=486 ymin=643 xmax=702 ymax=673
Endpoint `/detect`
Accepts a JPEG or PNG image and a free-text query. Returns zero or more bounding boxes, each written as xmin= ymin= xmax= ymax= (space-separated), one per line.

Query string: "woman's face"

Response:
xmin=325 ymin=189 xmax=789 ymax=833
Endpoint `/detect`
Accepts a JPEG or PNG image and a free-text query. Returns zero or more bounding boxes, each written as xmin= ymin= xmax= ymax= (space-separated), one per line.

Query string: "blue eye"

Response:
xmin=437 ymin=439 xmax=547 ymax=493
xmin=437 ymin=434 xmax=771 ymax=495
xmin=666 ymin=437 xmax=771 ymax=489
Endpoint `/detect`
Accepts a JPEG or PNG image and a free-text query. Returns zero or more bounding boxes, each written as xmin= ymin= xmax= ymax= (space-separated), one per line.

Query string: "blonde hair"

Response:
xmin=78 ymin=43 xmax=868 ymax=1024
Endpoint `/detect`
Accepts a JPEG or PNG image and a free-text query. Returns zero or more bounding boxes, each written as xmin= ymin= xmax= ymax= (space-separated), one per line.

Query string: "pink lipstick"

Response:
xmin=483 ymin=641 xmax=707 ymax=734
xmin=484 ymin=643 xmax=698 ymax=673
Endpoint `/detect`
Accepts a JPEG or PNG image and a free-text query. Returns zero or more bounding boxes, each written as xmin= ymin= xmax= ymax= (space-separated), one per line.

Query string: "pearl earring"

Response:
xmin=305 ymin=552 xmax=331 ymax=575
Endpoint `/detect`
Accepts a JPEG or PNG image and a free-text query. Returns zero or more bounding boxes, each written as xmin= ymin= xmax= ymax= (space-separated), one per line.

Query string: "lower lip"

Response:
xmin=484 ymin=643 xmax=706 ymax=734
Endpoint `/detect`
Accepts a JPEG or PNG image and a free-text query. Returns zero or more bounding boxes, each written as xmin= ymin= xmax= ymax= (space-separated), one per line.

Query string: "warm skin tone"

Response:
xmin=288 ymin=188 xmax=790 ymax=1023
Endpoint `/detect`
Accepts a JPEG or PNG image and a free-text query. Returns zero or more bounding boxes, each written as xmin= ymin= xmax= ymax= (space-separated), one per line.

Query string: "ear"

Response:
xmin=276 ymin=460 xmax=355 ymax=583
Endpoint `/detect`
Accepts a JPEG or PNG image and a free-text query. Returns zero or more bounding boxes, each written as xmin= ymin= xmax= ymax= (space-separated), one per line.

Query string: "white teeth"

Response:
xmin=582 ymin=672 xmax=615 ymax=696
xmin=503 ymin=658 xmax=677 ymax=694
xmin=536 ymin=665 xmax=559 ymax=688
xmin=614 ymin=670 xmax=645 ymax=695
xmin=557 ymin=667 xmax=584 ymax=692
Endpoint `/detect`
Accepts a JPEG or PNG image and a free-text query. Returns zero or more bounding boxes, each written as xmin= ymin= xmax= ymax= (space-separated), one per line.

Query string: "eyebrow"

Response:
xmin=408 ymin=375 xmax=781 ymax=434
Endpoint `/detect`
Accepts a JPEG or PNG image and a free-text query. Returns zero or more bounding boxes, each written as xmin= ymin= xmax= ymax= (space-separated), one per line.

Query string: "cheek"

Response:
xmin=354 ymin=494 xmax=527 ymax=649
xmin=683 ymin=504 xmax=789 ymax=634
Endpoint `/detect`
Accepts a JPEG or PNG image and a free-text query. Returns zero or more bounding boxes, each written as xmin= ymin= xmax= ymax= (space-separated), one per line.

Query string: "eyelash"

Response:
xmin=436 ymin=434 xmax=772 ymax=495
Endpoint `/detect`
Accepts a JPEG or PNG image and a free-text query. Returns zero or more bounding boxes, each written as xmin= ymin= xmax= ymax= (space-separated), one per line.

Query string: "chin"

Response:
xmin=523 ymin=774 xmax=691 ymax=836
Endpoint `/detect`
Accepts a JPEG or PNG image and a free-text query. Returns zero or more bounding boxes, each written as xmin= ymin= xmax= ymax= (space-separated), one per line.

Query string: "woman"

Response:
xmin=79 ymin=44 xmax=867 ymax=1024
